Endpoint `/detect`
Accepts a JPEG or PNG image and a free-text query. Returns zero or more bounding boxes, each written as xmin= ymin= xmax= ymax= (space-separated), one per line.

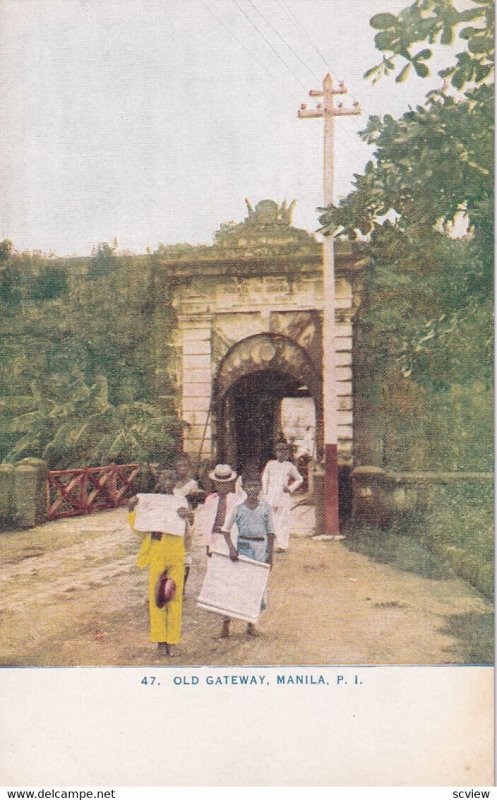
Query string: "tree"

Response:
xmin=4 ymin=376 xmax=184 ymax=469
xmin=0 ymin=240 xmax=13 ymax=263
xmin=0 ymin=246 xmax=171 ymax=402
xmin=364 ymin=0 xmax=493 ymax=88
xmin=319 ymin=0 xmax=493 ymax=468
xmin=0 ymin=240 xmax=22 ymax=309
xmin=30 ymin=266 xmax=68 ymax=301
xmin=87 ymin=241 xmax=118 ymax=279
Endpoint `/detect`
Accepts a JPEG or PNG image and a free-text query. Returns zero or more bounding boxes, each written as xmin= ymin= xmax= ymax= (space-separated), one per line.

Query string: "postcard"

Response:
xmin=0 ymin=0 xmax=493 ymax=790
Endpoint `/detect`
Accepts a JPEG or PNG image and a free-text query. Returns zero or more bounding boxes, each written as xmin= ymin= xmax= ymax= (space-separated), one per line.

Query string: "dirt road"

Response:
xmin=0 ymin=504 xmax=491 ymax=666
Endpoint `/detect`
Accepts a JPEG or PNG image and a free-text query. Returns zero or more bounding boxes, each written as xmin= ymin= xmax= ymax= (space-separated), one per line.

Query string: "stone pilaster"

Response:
xmin=178 ymin=316 xmax=213 ymax=461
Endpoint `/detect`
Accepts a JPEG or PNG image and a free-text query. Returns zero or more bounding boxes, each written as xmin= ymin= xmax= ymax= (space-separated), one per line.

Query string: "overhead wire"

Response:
xmin=238 ymin=0 xmax=366 ymax=173
xmin=274 ymin=0 xmax=330 ymax=73
xmin=244 ymin=0 xmax=322 ymax=83
xmin=202 ymin=2 xmax=290 ymax=90
xmin=321 ymin=116 xmax=372 ymax=167
xmin=207 ymin=0 xmax=366 ymax=119
xmin=281 ymin=0 xmax=374 ymax=131
xmin=335 ymin=126 xmax=372 ymax=162
xmin=206 ymin=0 xmax=372 ymax=186
xmin=229 ymin=0 xmax=308 ymax=90
xmin=273 ymin=0 xmax=371 ymax=117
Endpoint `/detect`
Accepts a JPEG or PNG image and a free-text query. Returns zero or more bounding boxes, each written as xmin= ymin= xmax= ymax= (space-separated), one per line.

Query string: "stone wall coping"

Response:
xmin=351 ymin=466 xmax=386 ymax=478
xmin=352 ymin=466 xmax=493 ymax=483
xmin=159 ymin=251 xmax=361 ymax=280
xmin=386 ymin=470 xmax=494 ymax=484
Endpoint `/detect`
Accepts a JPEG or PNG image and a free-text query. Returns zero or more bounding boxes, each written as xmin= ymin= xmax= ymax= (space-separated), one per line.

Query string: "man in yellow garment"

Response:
xmin=128 ymin=467 xmax=191 ymax=657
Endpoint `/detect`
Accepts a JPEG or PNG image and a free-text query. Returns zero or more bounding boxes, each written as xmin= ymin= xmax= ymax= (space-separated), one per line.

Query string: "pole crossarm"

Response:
xmin=298 ymin=108 xmax=323 ymax=118
xmin=298 ymin=106 xmax=361 ymax=118
xmin=331 ymin=105 xmax=361 ymax=116
xmin=298 ymin=86 xmax=360 ymax=119
xmin=309 ymin=82 xmax=347 ymax=97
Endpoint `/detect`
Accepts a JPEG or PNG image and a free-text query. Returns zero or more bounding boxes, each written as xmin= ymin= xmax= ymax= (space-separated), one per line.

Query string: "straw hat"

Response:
xmin=208 ymin=463 xmax=237 ymax=482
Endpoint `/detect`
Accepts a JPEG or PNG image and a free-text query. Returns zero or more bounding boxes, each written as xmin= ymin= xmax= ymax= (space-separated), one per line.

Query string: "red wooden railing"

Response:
xmin=46 ymin=463 xmax=140 ymax=520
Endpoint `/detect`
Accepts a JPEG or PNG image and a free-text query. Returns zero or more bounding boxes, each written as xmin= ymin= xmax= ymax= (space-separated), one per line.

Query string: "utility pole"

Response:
xmin=298 ymin=74 xmax=360 ymax=536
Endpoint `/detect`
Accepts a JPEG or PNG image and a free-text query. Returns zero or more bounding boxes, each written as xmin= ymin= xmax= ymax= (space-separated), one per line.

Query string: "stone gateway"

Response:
xmin=156 ymin=200 xmax=362 ymax=483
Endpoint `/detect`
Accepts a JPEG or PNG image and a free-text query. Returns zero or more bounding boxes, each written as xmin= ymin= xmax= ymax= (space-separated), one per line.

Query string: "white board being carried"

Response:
xmin=197 ymin=550 xmax=270 ymax=624
xmin=133 ymin=493 xmax=187 ymax=535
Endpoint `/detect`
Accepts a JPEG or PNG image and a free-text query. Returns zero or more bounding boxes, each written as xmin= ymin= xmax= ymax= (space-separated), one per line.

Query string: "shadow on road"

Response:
xmin=342 ymin=524 xmax=453 ymax=581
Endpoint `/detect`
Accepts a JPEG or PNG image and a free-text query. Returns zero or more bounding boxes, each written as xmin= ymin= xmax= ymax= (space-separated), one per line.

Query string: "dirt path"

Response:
xmin=0 ymin=504 xmax=491 ymax=666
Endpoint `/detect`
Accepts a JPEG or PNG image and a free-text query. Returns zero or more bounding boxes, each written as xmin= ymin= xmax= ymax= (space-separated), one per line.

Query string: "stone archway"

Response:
xmin=215 ymin=333 xmax=322 ymax=471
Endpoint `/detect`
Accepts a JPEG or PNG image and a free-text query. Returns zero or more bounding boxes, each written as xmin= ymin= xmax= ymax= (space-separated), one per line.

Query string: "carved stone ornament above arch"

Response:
xmin=215 ymin=333 xmax=321 ymax=399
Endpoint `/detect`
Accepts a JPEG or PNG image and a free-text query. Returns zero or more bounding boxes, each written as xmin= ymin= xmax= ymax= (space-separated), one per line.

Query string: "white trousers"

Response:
xmin=273 ymin=493 xmax=292 ymax=550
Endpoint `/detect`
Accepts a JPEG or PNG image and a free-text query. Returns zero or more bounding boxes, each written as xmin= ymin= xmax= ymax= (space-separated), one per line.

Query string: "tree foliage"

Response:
xmin=0 ymin=245 xmax=179 ymax=466
xmin=0 ymin=247 xmax=170 ymax=402
xmin=88 ymin=241 xmax=119 ymax=279
xmin=365 ymin=0 xmax=494 ymax=87
xmin=320 ymin=0 xmax=493 ymax=469
xmin=4 ymin=375 xmax=183 ymax=469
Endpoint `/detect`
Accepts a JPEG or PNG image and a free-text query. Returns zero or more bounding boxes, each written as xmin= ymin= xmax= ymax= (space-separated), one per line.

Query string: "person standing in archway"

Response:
xmin=262 ymin=440 xmax=303 ymax=553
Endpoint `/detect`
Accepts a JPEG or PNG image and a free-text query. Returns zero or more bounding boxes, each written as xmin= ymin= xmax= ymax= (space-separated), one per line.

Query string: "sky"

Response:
xmin=0 ymin=0 xmax=451 ymax=256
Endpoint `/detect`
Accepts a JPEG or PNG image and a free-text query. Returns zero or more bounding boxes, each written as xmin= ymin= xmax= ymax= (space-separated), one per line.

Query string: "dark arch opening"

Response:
xmin=218 ymin=369 xmax=314 ymax=474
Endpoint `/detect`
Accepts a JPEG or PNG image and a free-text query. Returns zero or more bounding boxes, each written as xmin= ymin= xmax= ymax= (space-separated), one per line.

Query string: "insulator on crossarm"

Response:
xmin=300 ymin=103 xmax=307 ymax=110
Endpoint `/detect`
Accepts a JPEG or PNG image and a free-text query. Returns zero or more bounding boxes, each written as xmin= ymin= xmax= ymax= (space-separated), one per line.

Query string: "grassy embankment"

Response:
xmin=343 ymin=480 xmax=494 ymax=664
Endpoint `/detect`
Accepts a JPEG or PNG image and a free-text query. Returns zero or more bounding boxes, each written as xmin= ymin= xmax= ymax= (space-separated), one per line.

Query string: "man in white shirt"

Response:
xmin=261 ymin=440 xmax=303 ymax=552
xmin=196 ymin=463 xmax=240 ymax=556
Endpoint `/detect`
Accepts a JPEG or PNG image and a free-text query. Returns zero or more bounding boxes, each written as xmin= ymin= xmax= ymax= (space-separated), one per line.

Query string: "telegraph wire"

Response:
xmin=272 ymin=0 xmax=371 ymax=123
xmin=230 ymin=0 xmax=308 ymax=90
xmin=202 ymin=2 xmax=290 ymax=90
xmin=244 ymin=0 xmax=321 ymax=83
xmin=274 ymin=0 xmax=330 ymax=72
xmin=204 ymin=0 xmax=369 ymax=160
xmin=206 ymin=1 xmax=372 ymax=176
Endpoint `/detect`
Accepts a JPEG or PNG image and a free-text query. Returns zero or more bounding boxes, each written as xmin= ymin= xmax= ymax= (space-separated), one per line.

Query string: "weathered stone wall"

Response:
xmin=169 ymin=265 xmax=359 ymax=466
xmin=176 ymin=316 xmax=213 ymax=459
xmin=0 ymin=458 xmax=47 ymax=529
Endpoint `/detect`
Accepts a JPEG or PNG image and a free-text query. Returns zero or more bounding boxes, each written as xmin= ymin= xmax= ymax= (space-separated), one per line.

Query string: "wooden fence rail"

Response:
xmin=46 ymin=463 xmax=140 ymax=520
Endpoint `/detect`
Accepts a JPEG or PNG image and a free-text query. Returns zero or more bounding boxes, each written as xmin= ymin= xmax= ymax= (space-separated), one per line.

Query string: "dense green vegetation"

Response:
xmin=335 ymin=0 xmax=494 ymax=600
xmin=345 ymin=477 xmax=494 ymax=601
xmin=0 ymin=244 xmax=158 ymax=400
xmin=3 ymin=376 xmax=183 ymax=469
xmin=0 ymin=243 xmax=181 ymax=466
xmin=321 ymin=0 xmax=493 ymax=472
xmin=426 ymin=480 xmax=494 ymax=583
xmin=0 ymin=0 xmax=493 ymax=488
